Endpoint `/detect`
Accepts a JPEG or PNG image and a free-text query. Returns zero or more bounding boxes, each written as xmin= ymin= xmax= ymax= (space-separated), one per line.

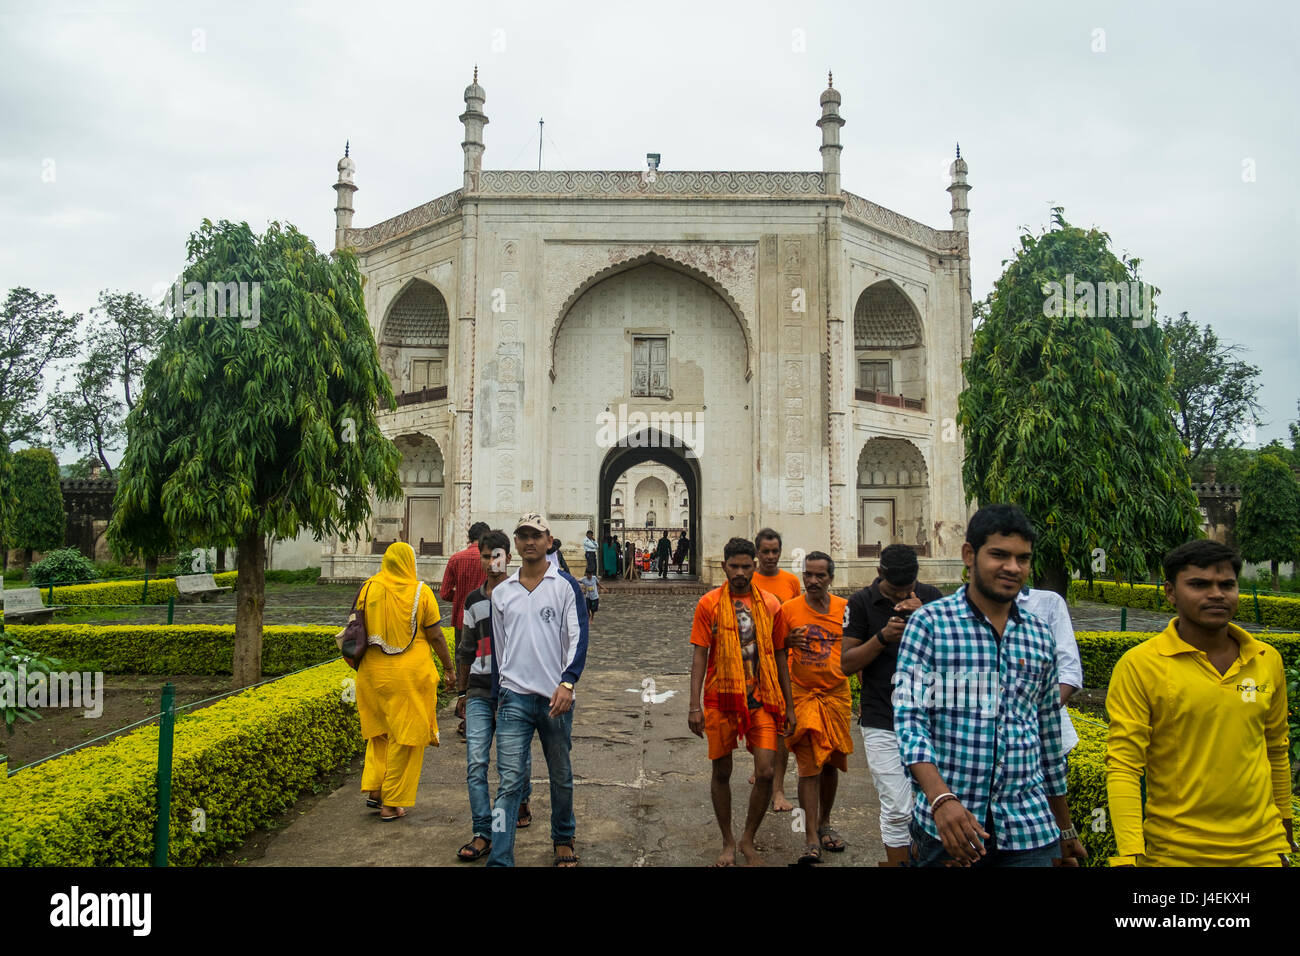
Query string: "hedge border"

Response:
xmin=10 ymin=572 xmax=240 ymax=608
xmin=5 ymin=622 xmax=456 ymax=677
xmin=0 ymin=660 xmax=365 ymax=865
xmin=1074 ymin=630 xmax=1300 ymax=689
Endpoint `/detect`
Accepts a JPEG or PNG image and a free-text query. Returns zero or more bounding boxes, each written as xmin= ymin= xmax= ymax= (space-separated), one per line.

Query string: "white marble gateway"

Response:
xmin=318 ymin=71 xmax=975 ymax=587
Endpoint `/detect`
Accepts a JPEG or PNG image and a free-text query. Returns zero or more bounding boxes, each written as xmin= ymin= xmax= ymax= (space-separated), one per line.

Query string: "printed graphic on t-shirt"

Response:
xmin=735 ymin=600 xmax=759 ymax=709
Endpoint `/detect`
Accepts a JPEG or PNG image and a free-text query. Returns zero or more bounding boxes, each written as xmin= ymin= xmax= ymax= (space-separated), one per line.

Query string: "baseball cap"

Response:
xmin=515 ymin=512 xmax=550 ymax=534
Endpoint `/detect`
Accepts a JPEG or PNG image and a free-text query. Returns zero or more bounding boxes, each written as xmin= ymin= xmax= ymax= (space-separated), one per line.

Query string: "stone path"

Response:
xmin=248 ymin=588 xmax=1208 ymax=868
xmin=254 ymin=590 xmax=886 ymax=867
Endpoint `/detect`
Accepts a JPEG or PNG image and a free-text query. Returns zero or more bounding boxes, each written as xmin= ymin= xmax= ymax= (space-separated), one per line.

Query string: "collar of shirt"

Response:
xmin=502 ymin=560 xmax=560 ymax=588
xmin=1154 ymin=619 xmax=1262 ymax=664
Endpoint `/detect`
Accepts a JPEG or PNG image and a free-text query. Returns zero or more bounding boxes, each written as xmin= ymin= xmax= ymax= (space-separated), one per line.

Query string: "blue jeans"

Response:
xmin=908 ymin=818 xmax=1056 ymax=868
xmin=465 ymin=696 xmax=531 ymax=839
xmin=487 ymin=688 xmax=575 ymax=867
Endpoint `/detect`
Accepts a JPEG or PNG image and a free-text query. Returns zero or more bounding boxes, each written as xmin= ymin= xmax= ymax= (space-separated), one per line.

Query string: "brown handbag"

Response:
xmin=336 ymin=583 xmax=371 ymax=670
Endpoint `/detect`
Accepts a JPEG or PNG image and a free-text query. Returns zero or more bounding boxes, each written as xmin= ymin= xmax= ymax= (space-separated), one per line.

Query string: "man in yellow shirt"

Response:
xmin=1105 ymin=540 xmax=1295 ymax=866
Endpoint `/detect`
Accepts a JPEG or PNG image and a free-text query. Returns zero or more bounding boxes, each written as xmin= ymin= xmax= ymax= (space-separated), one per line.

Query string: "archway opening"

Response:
xmin=598 ymin=429 xmax=700 ymax=580
xmin=856 ymin=437 xmax=929 ymax=558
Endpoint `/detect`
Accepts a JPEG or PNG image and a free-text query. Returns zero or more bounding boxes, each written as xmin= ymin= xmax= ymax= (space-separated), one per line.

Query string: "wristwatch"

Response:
xmin=1059 ymin=826 xmax=1078 ymax=841
xmin=560 ymin=681 xmax=575 ymax=691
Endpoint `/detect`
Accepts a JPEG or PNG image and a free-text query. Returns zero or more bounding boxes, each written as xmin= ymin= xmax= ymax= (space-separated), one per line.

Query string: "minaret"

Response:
xmin=947 ymin=143 xmax=971 ymax=232
xmin=460 ymin=66 xmax=488 ymax=192
xmin=333 ymin=140 xmax=357 ymax=251
xmin=817 ymin=71 xmax=844 ymax=194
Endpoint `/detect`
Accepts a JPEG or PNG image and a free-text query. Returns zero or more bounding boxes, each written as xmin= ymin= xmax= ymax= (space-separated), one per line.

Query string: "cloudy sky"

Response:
xmin=3 ymin=0 xmax=1296 ymax=452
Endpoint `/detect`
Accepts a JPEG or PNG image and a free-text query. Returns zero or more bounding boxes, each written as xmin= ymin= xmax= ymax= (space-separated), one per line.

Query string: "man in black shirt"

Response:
xmin=841 ymin=544 xmax=943 ymax=866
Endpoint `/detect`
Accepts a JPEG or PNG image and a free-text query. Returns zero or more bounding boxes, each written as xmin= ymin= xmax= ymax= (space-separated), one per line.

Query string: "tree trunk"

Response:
xmin=145 ymin=554 xmax=158 ymax=574
xmin=1271 ymin=560 xmax=1279 ymax=593
xmin=1037 ymin=561 xmax=1069 ymax=600
xmin=216 ymin=547 xmax=226 ymax=572
xmin=233 ymin=532 xmax=266 ymax=687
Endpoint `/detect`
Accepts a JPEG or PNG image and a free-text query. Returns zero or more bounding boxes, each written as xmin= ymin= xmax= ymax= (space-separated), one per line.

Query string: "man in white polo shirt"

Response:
xmin=488 ymin=513 xmax=589 ymax=867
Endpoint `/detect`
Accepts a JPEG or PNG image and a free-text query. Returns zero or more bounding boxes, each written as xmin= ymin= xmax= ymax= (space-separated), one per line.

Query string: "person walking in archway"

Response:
xmin=602 ymin=535 xmax=618 ymax=579
xmin=656 ymin=531 xmax=672 ymax=579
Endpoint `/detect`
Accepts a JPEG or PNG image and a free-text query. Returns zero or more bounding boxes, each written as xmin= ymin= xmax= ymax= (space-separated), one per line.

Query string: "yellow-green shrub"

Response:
xmin=6 ymin=623 xmax=456 ymax=677
xmin=0 ymin=660 xmax=364 ymax=865
xmin=26 ymin=571 xmax=240 ymax=608
xmin=1070 ymin=580 xmax=1300 ymax=629
xmin=1064 ymin=708 xmax=1113 ymax=866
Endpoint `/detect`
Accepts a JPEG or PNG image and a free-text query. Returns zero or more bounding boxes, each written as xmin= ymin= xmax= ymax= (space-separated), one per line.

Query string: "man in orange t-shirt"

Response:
xmin=775 ymin=550 xmax=853 ymax=864
xmin=751 ymin=527 xmax=802 ymax=812
xmin=689 ymin=536 xmax=795 ymax=866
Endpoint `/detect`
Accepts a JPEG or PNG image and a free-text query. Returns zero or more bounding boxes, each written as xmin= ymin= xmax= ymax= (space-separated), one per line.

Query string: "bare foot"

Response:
xmin=770 ymin=793 xmax=795 ymax=813
xmin=380 ymin=806 xmax=408 ymax=821
xmin=739 ymin=839 xmax=765 ymax=866
xmin=712 ymin=844 xmax=737 ymax=867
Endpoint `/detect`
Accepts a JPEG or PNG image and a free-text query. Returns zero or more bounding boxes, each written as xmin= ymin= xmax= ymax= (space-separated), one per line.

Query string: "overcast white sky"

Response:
xmin=2 ymin=0 xmax=1297 ymax=454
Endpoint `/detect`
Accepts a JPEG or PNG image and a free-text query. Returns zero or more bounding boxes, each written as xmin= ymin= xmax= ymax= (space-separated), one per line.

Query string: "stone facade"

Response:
xmin=318 ymin=74 xmax=974 ymax=586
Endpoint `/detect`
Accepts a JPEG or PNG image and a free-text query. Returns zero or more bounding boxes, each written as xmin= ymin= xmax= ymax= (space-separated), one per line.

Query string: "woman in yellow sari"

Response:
xmin=356 ymin=541 xmax=453 ymax=820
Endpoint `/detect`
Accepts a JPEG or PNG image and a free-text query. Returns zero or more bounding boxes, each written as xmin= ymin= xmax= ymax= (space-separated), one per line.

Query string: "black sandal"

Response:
xmin=517 ymin=803 xmax=533 ymax=829
xmin=798 ymin=843 xmax=823 ymax=865
xmin=553 ymin=841 xmax=580 ymax=867
xmin=818 ymin=826 xmax=846 ymax=852
xmin=457 ymin=837 xmax=491 ymax=861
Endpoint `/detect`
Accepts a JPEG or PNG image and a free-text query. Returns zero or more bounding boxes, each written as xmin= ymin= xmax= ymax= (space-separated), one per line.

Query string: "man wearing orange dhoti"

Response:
xmin=774 ymin=551 xmax=853 ymax=864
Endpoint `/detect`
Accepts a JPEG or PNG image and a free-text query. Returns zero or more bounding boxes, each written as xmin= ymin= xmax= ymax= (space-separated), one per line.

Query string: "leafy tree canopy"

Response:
xmin=1237 ymin=453 xmax=1300 ymax=591
xmin=1164 ymin=311 xmax=1262 ymax=465
xmin=959 ymin=208 xmax=1202 ymax=591
xmin=10 ymin=448 xmax=66 ymax=554
xmin=0 ymin=289 xmax=80 ymax=445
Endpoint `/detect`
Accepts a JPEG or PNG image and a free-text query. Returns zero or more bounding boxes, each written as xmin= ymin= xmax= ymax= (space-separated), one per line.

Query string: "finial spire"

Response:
xmin=828 ymin=70 xmax=833 ymax=88
xmin=473 ymin=64 xmax=478 ymax=83
xmin=955 ymin=142 xmax=960 ymax=159
xmin=345 ymin=140 xmax=349 ymax=158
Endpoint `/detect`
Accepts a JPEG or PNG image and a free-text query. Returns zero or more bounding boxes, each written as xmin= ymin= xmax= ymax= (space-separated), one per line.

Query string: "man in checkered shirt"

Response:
xmin=894 ymin=504 xmax=1087 ymax=867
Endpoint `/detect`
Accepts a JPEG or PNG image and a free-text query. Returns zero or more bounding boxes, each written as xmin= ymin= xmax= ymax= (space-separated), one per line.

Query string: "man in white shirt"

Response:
xmin=583 ymin=529 xmax=599 ymax=576
xmin=488 ymin=513 xmax=589 ymax=867
xmin=1016 ymin=585 xmax=1084 ymax=755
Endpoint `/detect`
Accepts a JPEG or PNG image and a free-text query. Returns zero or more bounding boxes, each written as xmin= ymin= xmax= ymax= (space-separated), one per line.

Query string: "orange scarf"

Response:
xmin=712 ymin=584 xmax=785 ymax=732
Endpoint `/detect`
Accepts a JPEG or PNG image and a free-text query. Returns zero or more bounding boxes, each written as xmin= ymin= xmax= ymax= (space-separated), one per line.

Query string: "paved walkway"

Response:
xmin=249 ymin=589 xmax=1204 ymax=868
xmin=255 ymin=591 xmax=886 ymax=867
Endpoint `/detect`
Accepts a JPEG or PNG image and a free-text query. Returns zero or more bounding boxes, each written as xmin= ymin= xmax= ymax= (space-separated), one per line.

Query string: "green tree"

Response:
xmin=52 ymin=291 xmax=171 ymax=477
xmin=109 ymin=219 xmax=402 ymax=685
xmin=10 ymin=448 xmax=66 ymax=566
xmin=1164 ymin=311 xmax=1262 ymax=467
xmin=1237 ymin=454 xmax=1300 ymax=592
xmin=959 ymin=208 xmax=1202 ymax=595
xmin=0 ymin=289 xmax=81 ymax=445
xmin=0 ymin=432 xmax=11 ymax=571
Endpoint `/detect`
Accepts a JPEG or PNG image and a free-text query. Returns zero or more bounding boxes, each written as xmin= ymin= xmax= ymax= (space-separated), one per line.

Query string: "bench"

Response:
xmin=175 ymin=573 xmax=233 ymax=604
xmin=1 ymin=588 xmax=56 ymax=624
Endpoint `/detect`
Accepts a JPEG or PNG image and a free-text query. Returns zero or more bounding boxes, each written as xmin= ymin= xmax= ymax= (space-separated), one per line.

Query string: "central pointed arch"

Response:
xmin=549 ymin=251 xmax=753 ymax=381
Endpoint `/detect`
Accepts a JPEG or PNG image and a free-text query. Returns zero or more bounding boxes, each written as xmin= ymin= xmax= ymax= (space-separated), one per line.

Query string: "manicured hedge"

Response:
xmin=1070 ymin=579 xmax=1300 ymax=629
xmin=5 ymin=623 xmax=456 ymax=677
xmin=1074 ymin=630 xmax=1300 ymax=689
xmin=1063 ymin=708 xmax=1113 ymax=866
xmin=0 ymin=660 xmax=365 ymax=865
xmin=24 ymin=571 xmax=240 ymax=608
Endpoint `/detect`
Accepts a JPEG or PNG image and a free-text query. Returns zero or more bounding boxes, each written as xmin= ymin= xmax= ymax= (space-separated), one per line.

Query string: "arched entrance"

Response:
xmin=598 ymin=429 xmax=701 ymax=575
xmin=548 ymin=261 xmax=754 ymax=574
